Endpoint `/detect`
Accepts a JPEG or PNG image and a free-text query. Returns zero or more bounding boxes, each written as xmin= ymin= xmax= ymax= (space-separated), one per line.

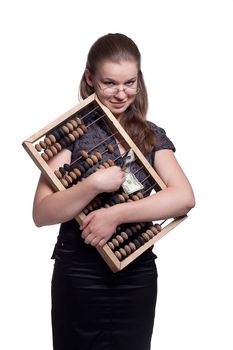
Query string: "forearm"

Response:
xmin=33 ymin=177 xmax=99 ymax=227
xmin=113 ymin=187 xmax=195 ymax=225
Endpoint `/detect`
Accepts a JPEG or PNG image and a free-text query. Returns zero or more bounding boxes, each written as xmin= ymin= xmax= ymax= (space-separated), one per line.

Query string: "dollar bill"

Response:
xmin=122 ymin=172 xmax=144 ymax=195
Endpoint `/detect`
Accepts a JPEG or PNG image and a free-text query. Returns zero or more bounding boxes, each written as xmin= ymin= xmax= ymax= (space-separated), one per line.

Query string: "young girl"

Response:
xmin=33 ymin=33 xmax=195 ymax=350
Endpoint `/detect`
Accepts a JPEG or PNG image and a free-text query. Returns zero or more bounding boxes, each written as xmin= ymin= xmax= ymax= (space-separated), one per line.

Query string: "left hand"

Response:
xmin=80 ymin=207 xmax=119 ymax=247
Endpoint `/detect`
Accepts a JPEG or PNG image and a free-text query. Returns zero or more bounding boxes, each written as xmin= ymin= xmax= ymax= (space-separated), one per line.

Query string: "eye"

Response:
xmin=103 ymin=81 xmax=115 ymax=87
xmin=125 ymin=80 xmax=136 ymax=87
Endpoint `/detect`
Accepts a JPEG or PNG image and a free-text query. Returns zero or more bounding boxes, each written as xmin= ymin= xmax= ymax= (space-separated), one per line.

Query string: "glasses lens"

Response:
xmin=103 ymin=87 xmax=140 ymax=96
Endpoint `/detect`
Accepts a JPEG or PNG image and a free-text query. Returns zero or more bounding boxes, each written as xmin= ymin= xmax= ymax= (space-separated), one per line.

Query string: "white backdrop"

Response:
xmin=1 ymin=1 xmax=233 ymax=349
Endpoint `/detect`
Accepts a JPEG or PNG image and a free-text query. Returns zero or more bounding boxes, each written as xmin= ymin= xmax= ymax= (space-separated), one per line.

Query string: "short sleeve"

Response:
xmin=147 ymin=121 xmax=176 ymax=152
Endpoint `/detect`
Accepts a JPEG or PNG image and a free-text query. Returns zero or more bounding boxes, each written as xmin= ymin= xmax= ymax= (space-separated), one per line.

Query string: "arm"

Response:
xmin=81 ymin=149 xmax=195 ymax=246
xmin=33 ymin=148 xmax=125 ymax=227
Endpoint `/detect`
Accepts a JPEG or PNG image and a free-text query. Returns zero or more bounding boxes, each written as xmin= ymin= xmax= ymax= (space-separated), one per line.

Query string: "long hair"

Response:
xmin=79 ymin=33 xmax=156 ymax=155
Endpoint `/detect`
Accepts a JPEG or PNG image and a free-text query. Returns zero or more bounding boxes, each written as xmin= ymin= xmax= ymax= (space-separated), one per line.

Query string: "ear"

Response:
xmin=84 ymin=69 xmax=94 ymax=87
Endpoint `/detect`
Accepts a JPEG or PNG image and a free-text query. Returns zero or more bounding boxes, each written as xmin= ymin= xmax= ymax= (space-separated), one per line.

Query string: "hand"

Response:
xmin=80 ymin=207 xmax=119 ymax=247
xmin=90 ymin=166 xmax=125 ymax=193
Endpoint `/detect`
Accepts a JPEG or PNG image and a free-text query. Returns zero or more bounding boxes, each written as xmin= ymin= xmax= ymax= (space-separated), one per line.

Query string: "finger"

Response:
xmin=90 ymin=236 xmax=100 ymax=247
xmin=98 ymin=239 xmax=107 ymax=247
xmin=80 ymin=213 xmax=94 ymax=230
xmin=84 ymin=233 xmax=96 ymax=245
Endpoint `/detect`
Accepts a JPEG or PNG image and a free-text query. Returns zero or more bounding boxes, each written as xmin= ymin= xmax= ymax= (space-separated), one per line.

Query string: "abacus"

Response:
xmin=22 ymin=93 xmax=187 ymax=272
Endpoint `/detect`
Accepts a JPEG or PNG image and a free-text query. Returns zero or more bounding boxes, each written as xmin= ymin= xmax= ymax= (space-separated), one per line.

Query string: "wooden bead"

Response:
xmin=107 ymin=144 xmax=114 ymax=153
xmin=112 ymin=238 xmax=119 ymax=247
xmin=121 ymin=232 xmax=128 ymax=240
xmin=62 ymin=125 xmax=69 ymax=134
xmin=41 ymin=153 xmax=49 ymax=161
xmin=50 ymin=145 xmax=58 ymax=155
xmin=95 ymin=151 xmax=102 ymax=161
xmin=115 ymin=251 xmax=122 ymax=260
xmin=44 ymin=137 xmax=52 ymax=146
xmin=90 ymin=155 xmax=98 ymax=163
xmin=35 ymin=144 xmax=42 ymax=152
xmin=54 ymin=170 xmax=62 ymax=179
xmin=129 ymin=242 xmax=137 ymax=252
xmin=72 ymin=130 xmax=80 ymax=139
xmin=119 ymin=248 xmax=127 ymax=258
xmin=108 ymin=242 xmax=115 ymax=250
xmin=124 ymin=245 xmax=131 ymax=255
xmin=54 ymin=143 xmax=62 ymax=152
xmin=116 ymin=235 xmax=124 ymax=244
xmin=48 ymin=134 xmax=56 ymax=143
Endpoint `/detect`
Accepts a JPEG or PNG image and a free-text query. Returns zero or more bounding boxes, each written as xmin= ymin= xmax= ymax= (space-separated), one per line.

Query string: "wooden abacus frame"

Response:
xmin=22 ymin=93 xmax=187 ymax=272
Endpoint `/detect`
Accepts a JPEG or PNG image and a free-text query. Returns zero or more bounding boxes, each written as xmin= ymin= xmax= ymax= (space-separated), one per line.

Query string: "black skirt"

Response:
xmin=51 ymin=222 xmax=158 ymax=350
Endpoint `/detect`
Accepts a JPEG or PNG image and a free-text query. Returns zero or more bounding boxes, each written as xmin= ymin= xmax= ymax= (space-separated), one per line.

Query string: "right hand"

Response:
xmin=90 ymin=166 xmax=126 ymax=193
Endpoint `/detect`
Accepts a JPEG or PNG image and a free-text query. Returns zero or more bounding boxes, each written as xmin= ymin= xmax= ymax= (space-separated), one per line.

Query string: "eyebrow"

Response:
xmin=101 ymin=76 xmax=138 ymax=83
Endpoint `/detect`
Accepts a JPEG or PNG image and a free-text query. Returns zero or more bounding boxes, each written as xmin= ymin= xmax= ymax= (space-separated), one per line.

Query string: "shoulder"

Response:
xmin=147 ymin=121 xmax=176 ymax=152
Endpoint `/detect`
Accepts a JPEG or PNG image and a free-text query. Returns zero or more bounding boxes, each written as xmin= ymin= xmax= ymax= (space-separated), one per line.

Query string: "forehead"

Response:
xmin=95 ymin=60 xmax=138 ymax=81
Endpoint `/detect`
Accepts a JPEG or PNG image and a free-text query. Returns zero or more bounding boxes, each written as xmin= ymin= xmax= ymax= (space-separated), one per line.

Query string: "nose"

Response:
xmin=115 ymin=86 xmax=127 ymax=98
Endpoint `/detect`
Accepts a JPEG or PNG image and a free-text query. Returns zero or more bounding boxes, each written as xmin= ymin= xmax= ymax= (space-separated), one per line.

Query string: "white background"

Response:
xmin=1 ymin=0 xmax=233 ymax=349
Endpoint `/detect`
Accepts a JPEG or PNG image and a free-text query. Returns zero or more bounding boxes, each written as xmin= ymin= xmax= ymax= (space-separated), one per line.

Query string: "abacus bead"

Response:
xmin=51 ymin=130 xmax=60 ymax=140
xmin=60 ymin=178 xmax=69 ymax=188
xmin=135 ymin=224 xmax=142 ymax=231
xmin=39 ymin=140 xmax=47 ymax=149
xmin=64 ymin=164 xmax=71 ymax=172
xmin=119 ymin=248 xmax=127 ymax=258
xmin=133 ymin=239 xmax=141 ymax=248
xmin=121 ymin=232 xmax=128 ymax=240
xmin=135 ymin=192 xmax=144 ymax=199
xmin=73 ymin=168 xmax=81 ymax=177
xmin=75 ymin=164 xmax=85 ymax=174
xmin=118 ymin=194 xmax=125 ymax=203
xmin=86 ymin=158 xmax=94 ymax=166
xmin=35 ymin=144 xmax=42 ymax=152
xmin=62 ymin=125 xmax=70 ymax=134
xmin=103 ymin=162 xmax=110 ymax=168
xmin=41 ymin=153 xmax=49 ymax=161
xmin=69 ymin=171 xmax=77 ymax=181
xmin=107 ymin=159 xmax=115 ymax=166
xmin=138 ymin=236 xmax=145 ymax=245
xmin=72 ymin=130 xmax=80 ymax=138
xmin=44 ymin=137 xmax=52 ymax=146
xmin=54 ymin=143 xmax=62 ymax=152
xmin=91 ymin=155 xmax=98 ymax=163
xmin=63 ymin=136 xmax=72 ymax=146
xmin=146 ymin=229 xmax=154 ymax=238
xmin=131 ymin=195 xmax=140 ymax=201
xmin=58 ymin=128 xmax=66 ymax=138
xmin=125 ymin=229 xmax=132 ymax=237
xmin=150 ymin=227 xmax=159 ymax=235
xmin=124 ymin=245 xmax=132 ymax=255
xmin=70 ymin=119 xmax=78 ymax=128
xmin=60 ymin=139 xmax=67 ymax=148
xmin=83 ymin=208 xmax=89 ymax=215
xmin=142 ymin=232 xmax=150 ymax=242
xmin=108 ymin=242 xmax=115 ymax=250
xmin=131 ymin=226 xmax=137 ymax=234
xmin=59 ymin=167 xmax=66 ymax=176
xmin=48 ymin=134 xmax=56 ymax=143
xmin=95 ymin=151 xmax=102 ymax=161
xmin=116 ymin=235 xmax=124 ymax=244
xmin=82 ymin=162 xmax=90 ymax=171
xmin=107 ymin=144 xmax=114 ymax=153
xmin=80 ymin=124 xmax=87 ymax=133
xmin=44 ymin=149 xmax=53 ymax=158
xmin=64 ymin=175 xmax=73 ymax=185
xmin=121 ymin=192 xmax=129 ymax=200
xmin=112 ymin=238 xmax=119 ymax=247
xmin=129 ymin=242 xmax=137 ymax=251
xmin=50 ymin=145 xmax=58 ymax=155
xmin=154 ymin=223 xmax=162 ymax=232
xmin=77 ymin=128 xmax=84 ymax=136
xmin=68 ymin=134 xmax=75 ymax=142
xmin=75 ymin=117 xmax=82 ymax=125
xmin=115 ymin=251 xmax=122 ymax=260
xmin=66 ymin=122 xmax=74 ymax=131
xmin=54 ymin=170 xmax=62 ymax=179
xmin=80 ymin=150 xmax=88 ymax=159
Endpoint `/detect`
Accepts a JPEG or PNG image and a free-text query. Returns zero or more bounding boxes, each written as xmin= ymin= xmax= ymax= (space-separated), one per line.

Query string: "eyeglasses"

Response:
xmin=100 ymin=86 xmax=140 ymax=97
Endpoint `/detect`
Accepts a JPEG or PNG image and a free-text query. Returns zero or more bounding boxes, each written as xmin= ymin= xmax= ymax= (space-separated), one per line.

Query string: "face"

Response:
xmin=85 ymin=60 xmax=139 ymax=118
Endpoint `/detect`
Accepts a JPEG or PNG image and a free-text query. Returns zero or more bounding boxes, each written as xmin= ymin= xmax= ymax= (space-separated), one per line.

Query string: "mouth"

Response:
xmin=110 ymin=101 xmax=127 ymax=109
